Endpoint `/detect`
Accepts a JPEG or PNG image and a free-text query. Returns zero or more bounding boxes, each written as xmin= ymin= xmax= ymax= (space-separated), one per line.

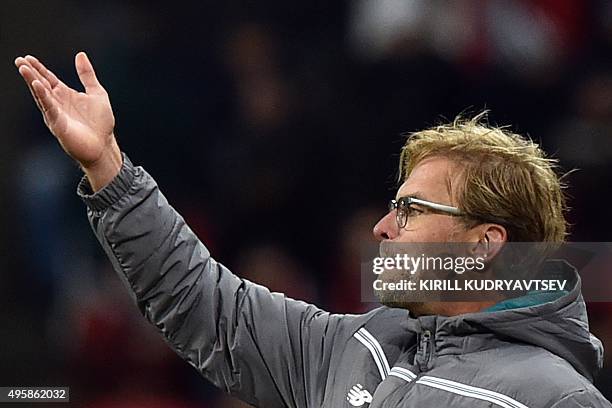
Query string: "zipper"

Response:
xmin=417 ymin=330 xmax=433 ymax=370
xmin=382 ymin=332 xmax=434 ymax=406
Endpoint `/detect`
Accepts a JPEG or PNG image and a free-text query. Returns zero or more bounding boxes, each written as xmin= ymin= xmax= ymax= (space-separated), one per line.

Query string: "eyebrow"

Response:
xmin=395 ymin=191 xmax=428 ymax=201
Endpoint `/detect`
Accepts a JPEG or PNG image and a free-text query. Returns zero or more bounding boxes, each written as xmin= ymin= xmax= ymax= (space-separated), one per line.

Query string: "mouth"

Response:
xmin=379 ymin=241 xmax=392 ymax=258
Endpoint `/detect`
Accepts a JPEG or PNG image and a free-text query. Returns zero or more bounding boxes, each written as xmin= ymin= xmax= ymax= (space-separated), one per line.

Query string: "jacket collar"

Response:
xmin=399 ymin=261 xmax=603 ymax=382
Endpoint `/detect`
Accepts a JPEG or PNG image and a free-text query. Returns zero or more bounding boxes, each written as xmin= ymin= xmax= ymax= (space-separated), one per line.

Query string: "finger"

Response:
xmin=20 ymin=56 xmax=53 ymax=91
xmin=18 ymin=65 xmax=45 ymax=111
xmin=17 ymin=61 xmax=61 ymax=107
xmin=17 ymin=63 xmax=37 ymax=85
xmin=14 ymin=56 xmax=29 ymax=69
xmin=24 ymin=55 xmax=62 ymax=89
xmin=75 ymin=51 xmax=103 ymax=93
xmin=32 ymin=80 xmax=60 ymax=123
xmin=14 ymin=56 xmax=27 ymax=68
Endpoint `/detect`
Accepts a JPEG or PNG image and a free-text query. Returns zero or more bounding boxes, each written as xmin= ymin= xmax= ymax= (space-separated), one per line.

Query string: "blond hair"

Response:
xmin=399 ymin=111 xmax=568 ymax=242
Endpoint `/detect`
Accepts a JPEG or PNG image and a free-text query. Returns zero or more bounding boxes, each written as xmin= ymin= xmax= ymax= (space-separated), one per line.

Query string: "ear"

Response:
xmin=483 ymin=223 xmax=507 ymax=244
xmin=470 ymin=223 xmax=507 ymax=259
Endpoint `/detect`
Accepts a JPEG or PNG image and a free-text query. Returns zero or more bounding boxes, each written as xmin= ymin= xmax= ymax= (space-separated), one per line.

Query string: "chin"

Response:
xmin=402 ymin=302 xmax=436 ymax=317
xmin=375 ymin=291 xmax=431 ymax=317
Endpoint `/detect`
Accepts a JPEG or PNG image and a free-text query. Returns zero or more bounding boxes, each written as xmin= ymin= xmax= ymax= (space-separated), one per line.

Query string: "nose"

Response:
xmin=373 ymin=211 xmax=398 ymax=241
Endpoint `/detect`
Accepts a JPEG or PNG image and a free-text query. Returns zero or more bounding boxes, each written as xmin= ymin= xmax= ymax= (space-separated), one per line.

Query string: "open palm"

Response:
xmin=15 ymin=52 xmax=115 ymax=167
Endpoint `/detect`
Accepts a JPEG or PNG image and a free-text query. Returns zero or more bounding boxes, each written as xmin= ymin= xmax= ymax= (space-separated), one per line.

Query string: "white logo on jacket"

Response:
xmin=347 ymin=384 xmax=373 ymax=406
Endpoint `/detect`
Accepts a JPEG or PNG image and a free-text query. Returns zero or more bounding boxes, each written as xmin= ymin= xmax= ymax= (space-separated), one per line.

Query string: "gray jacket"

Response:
xmin=78 ymin=155 xmax=611 ymax=408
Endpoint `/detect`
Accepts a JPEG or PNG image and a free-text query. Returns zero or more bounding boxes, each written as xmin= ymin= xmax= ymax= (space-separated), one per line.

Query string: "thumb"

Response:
xmin=75 ymin=51 xmax=102 ymax=93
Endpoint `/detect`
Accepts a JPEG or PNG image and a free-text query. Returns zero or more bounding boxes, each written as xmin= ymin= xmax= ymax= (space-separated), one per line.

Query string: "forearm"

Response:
xmin=78 ymin=155 xmax=237 ymax=346
xmin=78 ymin=156 xmax=285 ymax=405
xmin=77 ymin=156 xmax=346 ymax=407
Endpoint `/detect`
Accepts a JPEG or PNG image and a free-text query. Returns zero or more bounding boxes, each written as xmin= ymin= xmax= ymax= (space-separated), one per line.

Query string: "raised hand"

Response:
xmin=15 ymin=52 xmax=122 ymax=191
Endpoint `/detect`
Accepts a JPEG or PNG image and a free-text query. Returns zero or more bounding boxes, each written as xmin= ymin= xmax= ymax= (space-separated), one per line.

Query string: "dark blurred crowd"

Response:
xmin=2 ymin=0 xmax=612 ymax=406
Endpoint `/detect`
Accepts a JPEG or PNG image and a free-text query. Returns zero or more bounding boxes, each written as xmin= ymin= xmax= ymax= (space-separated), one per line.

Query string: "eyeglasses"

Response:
xmin=388 ymin=196 xmax=464 ymax=229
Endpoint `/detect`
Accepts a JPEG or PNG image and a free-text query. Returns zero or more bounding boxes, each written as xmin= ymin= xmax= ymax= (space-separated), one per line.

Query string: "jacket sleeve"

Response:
xmin=77 ymin=154 xmax=351 ymax=408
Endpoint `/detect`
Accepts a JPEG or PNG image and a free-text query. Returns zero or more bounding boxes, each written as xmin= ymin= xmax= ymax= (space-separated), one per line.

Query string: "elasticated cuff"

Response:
xmin=77 ymin=153 xmax=137 ymax=211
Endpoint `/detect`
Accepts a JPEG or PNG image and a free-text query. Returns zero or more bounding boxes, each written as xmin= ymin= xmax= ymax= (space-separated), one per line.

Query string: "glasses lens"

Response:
xmin=396 ymin=198 xmax=407 ymax=228
xmin=388 ymin=199 xmax=397 ymax=213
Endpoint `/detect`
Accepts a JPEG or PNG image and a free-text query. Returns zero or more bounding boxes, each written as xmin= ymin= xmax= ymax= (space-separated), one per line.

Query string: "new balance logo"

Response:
xmin=347 ymin=384 xmax=372 ymax=407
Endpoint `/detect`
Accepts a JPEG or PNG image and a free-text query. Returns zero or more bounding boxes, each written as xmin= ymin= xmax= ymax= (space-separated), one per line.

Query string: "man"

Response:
xmin=15 ymin=52 xmax=611 ymax=407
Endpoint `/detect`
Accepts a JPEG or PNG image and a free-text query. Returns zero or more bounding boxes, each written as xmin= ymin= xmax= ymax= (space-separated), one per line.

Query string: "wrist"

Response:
xmin=82 ymin=137 xmax=123 ymax=192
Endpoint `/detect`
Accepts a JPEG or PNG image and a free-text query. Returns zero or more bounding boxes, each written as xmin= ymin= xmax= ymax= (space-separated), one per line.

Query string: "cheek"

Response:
xmin=398 ymin=217 xmax=458 ymax=242
xmin=447 ymin=223 xmax=477 ymax=243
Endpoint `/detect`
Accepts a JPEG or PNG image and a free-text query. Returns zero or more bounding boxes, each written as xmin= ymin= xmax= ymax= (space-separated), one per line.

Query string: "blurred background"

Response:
xmin=1 ymin=0 xmax=612 ymax=406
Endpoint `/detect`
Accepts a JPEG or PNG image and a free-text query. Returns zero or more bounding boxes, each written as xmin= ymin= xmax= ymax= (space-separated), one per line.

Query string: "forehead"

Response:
xmin=396 ymin=156 xmax=461 ymax=203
